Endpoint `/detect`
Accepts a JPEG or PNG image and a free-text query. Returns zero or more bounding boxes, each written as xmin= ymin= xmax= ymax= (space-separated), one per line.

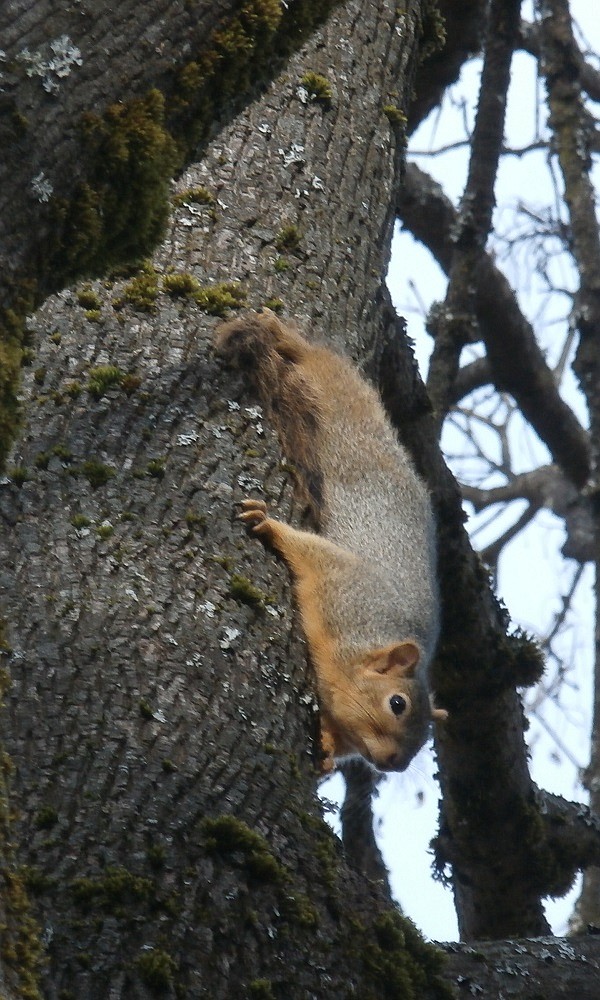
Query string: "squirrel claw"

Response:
xmin=239 ymin=498 xmax=270 ymax=533
xmin=240 ymin=498 xmax=268 ymax=513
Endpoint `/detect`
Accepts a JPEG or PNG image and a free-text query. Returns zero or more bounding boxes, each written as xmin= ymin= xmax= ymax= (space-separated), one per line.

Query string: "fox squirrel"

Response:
xmin=216 ymin=309 xmax=447 ymax=773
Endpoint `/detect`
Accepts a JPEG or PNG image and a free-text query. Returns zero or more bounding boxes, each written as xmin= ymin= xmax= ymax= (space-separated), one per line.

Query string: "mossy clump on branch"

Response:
xmin=86 ymin=365 xmax=125 ymax=398
xmin=0 ymin=280 xmax=36 ymax=469
xmin=113 ymin=262 xmax=160 ymax=313
xmin=382 ymin=104 xmax=408 ymax=128
xmin=8 ymin=465 xmax=30 ymax=487
xmin=135 ymin=948 xmax=178 ymax=991
xmin=275 ymin=225 xmax=302 ymax=252
xmin=76 ymin=286 xmax=102 ymax=311
xmin=163 ymin=272 xmax=246 ymax=315
xmin=79 ymin=459 xmax=116 ymax=489
xmin=172 ymin=185 xmax=215 ymax=207
xmin=359 ymin=910 xmax=452 ymax=1000
xmin=300 ymin=70 xmax=333 ymax=104
xmin=71 ymin=866 xmax=154 ymax=915
xmin=58 ymin=90 xmax=179 ymax=280
xmin=417 ymin=0 xmax=447 ymax=62
xmin=228 ymin=573 xmax=269 ymax=608
xmin=262 ymin=297 xmax=284 ymax=313
xmin=202 ymin=815 xmax=288 ymax=885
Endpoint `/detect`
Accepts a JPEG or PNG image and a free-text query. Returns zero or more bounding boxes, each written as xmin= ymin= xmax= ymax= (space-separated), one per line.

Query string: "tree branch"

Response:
xmin=440 ymin=933 xmax=600 ymax=997
xmin=539 ymin=0 xmax=600 ymax=929
xmin=462 ymin=465 xmax=594 ymax=562
xmin=426 ymin=0 xmax=522 ymax=429
xmin=461 ymin=464 xmax=574 ymax=511
xmin=375 ymin=291 xmax=552 ymax=942
xmin=520 ymin=17 xmax=600 ymax=104
xmin=340 ymin=760 xmax=390 ymax=885
xmin=397 ymin=162 xmax=591 ymax=487
xmin=479 ymin=502 xmax=540 ymax=567
xmin=539 ymin=791 xmax=600 ymax=888
xmin=408 ymin=0 xmax=486 ymax=133
xmin=449 ymin=356 xmax=492 ymax=404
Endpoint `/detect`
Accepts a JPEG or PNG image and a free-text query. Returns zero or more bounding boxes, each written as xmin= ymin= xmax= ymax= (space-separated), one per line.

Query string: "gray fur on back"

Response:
xmin=316 ymin=381 xmax=439 ymax=667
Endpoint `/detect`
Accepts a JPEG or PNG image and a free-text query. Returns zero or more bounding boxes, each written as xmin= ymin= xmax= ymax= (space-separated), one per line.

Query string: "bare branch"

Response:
xmin=541 ymin=563 xmax=586 ymax=648
xmin=397 ymin=162 xmax=591 ymax=487
xmin=450 ymin=356 xmax=493 ymax=403
xmin=529 ymin=710 xmax=586 ymax=771
xmin=426 ymin=0 xmax=522 ymax=429
xmin=520 ymin=17 xmax=600 ymax=104
xmin=479 ymin=503 xmax=540 ymax=567
xmin=461 ymin=465 xmax=573 ymax=510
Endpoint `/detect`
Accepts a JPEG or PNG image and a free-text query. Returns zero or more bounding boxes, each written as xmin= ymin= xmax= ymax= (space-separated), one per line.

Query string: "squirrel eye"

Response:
xmin=389 ymin=694 xmax=407 ymax=716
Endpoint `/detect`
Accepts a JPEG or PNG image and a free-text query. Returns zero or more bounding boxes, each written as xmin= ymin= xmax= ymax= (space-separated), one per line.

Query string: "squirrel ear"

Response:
xmin=370 ymin=641 xmax=420 ymax=678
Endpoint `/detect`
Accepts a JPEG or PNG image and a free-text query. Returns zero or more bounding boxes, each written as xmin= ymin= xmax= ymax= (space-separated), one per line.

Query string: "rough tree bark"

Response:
xmin=0 ymin=0 xmax=340 ymax=306
xmin=0 ymin=0 xmax=340 ymax=468
xmin=0 ymin=2 xmax=452 ymax=997
xmin=2 ymin=0 xmax=600 ymax=997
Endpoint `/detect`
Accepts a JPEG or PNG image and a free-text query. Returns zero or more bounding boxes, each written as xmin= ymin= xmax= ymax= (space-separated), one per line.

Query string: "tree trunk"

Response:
xmin=0 ymin=0 xmax=339 ymax=468
xmin=0 ymin=0 xmax=340 ymax=308
xmin=0 ymin=2 xmax=453 ymax=996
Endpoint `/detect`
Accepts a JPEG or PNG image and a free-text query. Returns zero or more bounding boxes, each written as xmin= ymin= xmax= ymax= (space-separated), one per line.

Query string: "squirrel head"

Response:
xmin=324 ymin=641 xmax=446 ymax=773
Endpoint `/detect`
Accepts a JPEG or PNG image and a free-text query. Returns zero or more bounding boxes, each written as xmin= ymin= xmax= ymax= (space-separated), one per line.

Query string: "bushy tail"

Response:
xmin=215 ymin=310 xmax=324 ymax=518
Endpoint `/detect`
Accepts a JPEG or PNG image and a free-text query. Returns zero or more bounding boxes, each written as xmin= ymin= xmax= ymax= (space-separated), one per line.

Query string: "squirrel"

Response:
xmin=215 ymin=309 xmax=447 ymax=774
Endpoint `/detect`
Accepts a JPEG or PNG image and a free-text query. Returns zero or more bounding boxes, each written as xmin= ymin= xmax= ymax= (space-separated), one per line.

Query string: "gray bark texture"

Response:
xmin=0 ymin=2 xmax=453 ymax=997
xmin=0 ymin=0 xmax=338 ymax=309
xmin=441 ymin=934 xmax=600 ymax=998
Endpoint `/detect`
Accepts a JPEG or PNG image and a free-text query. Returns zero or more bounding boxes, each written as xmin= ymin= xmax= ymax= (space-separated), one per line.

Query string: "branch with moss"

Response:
xmin=372 ymin=293 xmax=589 ymax=942
xmin=440 ymin=934 xmax=600 ymax=996
xmin=408 ymin=0 xmax=486 ymax=132
xmin=519 ymin=16 xmax=600 ymax=104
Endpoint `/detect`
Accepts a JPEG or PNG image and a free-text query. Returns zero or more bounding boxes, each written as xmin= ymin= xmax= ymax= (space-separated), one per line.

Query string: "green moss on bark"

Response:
xmin=56 ymin=90 xmax=178 ymax=281
xmin=417 ymin=0 xmax=447 ymax=62
xmin=1 ymin=0 xmax=342 ymax=471
xmin=200 ymin=813 xmax=450 ymax=998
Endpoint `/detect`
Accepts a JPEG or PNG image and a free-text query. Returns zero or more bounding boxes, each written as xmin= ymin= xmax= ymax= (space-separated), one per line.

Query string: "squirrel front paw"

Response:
xmin=238 ymin=498 xmax=274 ymax=540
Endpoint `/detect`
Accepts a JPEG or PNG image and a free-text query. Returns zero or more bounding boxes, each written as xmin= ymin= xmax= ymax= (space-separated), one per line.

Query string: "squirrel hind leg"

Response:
xmin=252 ymin=308 xmax=310 ymax=363
xmin=215 ymin=309 xmax=309 ymax=365
xmin=214 ymin=313 xmax=271 ymax=365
